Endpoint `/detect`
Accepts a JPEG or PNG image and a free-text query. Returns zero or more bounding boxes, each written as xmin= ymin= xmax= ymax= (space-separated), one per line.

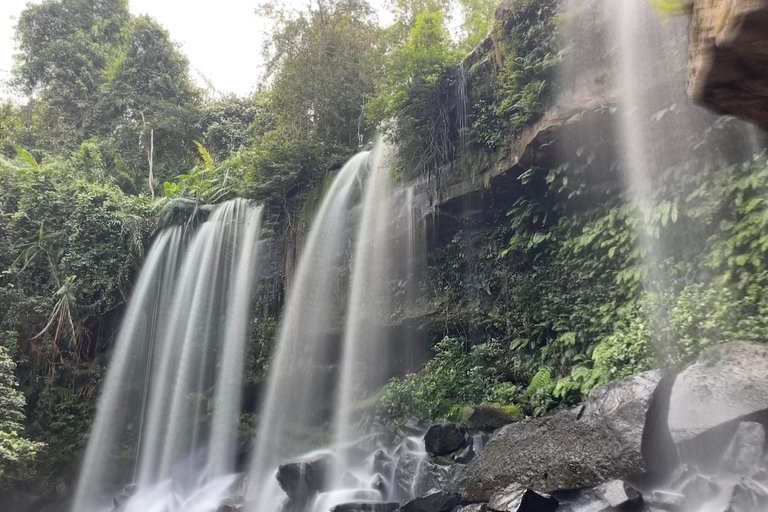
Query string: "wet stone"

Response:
xmin=331 ymin=502 xmax=400 ymax=512
xmin=425 ymin=424 xmax=467 ymax=457
xmin=454 ymin=443 xmax=474 ymax=464
xmin=647 ymin=490 xmax=686 ymax=512
xmin=726 ymin=478 xmax=768 ymax=512
xmin=723 ymin=422 xmax=766 ymax=476
xmin=680 ymin=474 xmax=721 ymax=509
xmin=400 ymin=490 xmax=461 ymax=512
xmin=489 ymin=487 xmax=558 ymax=512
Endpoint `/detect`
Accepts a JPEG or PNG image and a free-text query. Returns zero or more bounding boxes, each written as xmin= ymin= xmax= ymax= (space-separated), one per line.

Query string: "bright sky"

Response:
xmin=0 ymin=0 xmax=395 ymax=100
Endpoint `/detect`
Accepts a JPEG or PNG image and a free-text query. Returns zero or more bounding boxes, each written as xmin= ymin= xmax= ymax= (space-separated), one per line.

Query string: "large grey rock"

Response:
xmin=395 ymin=453 xmax=461 ymax=501
xmin=669 ymin=342 xmax=768 ymax=440
xmin=688 ymin=0 xmax=768 ymax=129
xmin=458 ymin=371 xmax=670 ymax=499
xmin=400 ymin=490 xmax=460 ymax=512
xmin=424 ymin=424 xmax=467 ymax=456
xmin=723 ymin=422 xmax=766 ymax=475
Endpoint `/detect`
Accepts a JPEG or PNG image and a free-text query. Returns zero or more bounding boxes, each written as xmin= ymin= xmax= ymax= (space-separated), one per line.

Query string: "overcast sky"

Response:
xmin=0 ymin=0 xmax=396 ymax=100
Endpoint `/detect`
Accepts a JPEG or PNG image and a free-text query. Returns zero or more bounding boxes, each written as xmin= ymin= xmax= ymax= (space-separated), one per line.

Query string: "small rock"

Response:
xmin=723 ymin=422 xmax=766 ymax=476
xmin=454 ymin=443 xmax=474 ymax=464
xmin=594 ymin=480 xmax=643 ymax=509
xmin=468 ymin=406 xmax=521 ymax=431
xmin=372 ymin=474 xmax=390 ymax=499
xmin=331 ymin=502 xmax=400 ymax=512
xmin=400 ymin=490 xmax=461 ymax=512
xmin=489 ymin=487 xmax=558 ymax=512
xmin=218 ymin=496 xmax=246 ymax=512
xmin=425 ymin=424 xmax=467 ymax=456
xmin=394 ymin=453 xmax=461 ymax=500
xmin=647 ymin=490 xmax=686 ymax=511
xmin=453 ymin=505 xmax=487 ymax=512
xmin=114 ymin=483 xmax=139 ymax=509
xmin=726 ymin=478 xmax=768 ymax=512
xmin=681 ymin=474 xmax=721 ymax=509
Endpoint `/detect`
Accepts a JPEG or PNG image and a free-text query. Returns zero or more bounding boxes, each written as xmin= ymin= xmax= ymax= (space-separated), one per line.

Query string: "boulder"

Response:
xmin=276 ymin=453 xmax=335 ymax=501
xmin=668 ymin=342 xmax=768 ymax=465
xmin=593 ymin=480 xmax=643 ymax=509
xmin=425 ymin=424 xmax=467 ymax=456
xmin=453 ymin=504 xmax=487 ymax=512
xmin=726 ymin=478 xmax=768 ymax=511
xmin=114 ymin=483 xmax=138 ymax=509
xmin=467 ymin=407 xmax=521 ymax=431
xmin=688 ymin=0 xmax=768 ymax=129
xmin=680 ymin=474 xmax=721 ymax=509
xmin=723 ymin=422 xmax=766 ymax=475
xmin=458 ymin=371 xmax=671 ymax=499
xmin=394 ymin=453 xmax=461 ymax=501
xmin=400 ymin=490 xmax=461 ymax=512
xmin=646 ymin=490 xmax=686 ymax=512
xmin=331 ymin=502 xmax=400 ymax=512
xmin=217 ymin=496 xmax=246 ymax=512
xmin=487 ymin=486 xmax=558 ymax=512
xmin=555 ymin=480 xmax=642 ymax=512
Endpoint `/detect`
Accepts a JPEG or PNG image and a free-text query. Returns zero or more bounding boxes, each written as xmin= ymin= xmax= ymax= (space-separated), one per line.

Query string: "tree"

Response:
xmin=12 ymin=0 xmax=131 ymax=149
xmin=259 ymin=0 xmax=384 ymax=147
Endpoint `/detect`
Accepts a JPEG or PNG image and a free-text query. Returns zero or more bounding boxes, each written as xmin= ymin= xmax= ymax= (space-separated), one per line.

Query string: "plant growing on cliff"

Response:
xmin=0 ymin=341 xmax=44 ymax=486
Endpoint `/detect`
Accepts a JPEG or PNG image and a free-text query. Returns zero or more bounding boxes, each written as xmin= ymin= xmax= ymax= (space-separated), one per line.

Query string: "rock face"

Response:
xmin=688 ymin=0 xmax=768 ymax=129
xmin=400 ymin=490 xmax=460 ymax=512
xmin=424 ymin=424 xmax=467 ymax=456
xmin=458 ymin=371 xmax=668 ymax=499
xmin=394 ymin=453 xmax=461 ymax=500
xmin=467 ymin=407 xmax=521 ymax=431
xmin=723 ymin=422 xmax=766 ymax=475
xmin=667 ymin=341 xmax=768 ymax=464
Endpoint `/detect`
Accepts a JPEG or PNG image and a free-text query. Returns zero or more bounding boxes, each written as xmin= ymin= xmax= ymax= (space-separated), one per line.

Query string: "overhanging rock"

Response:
xmin=689 ymin=0 xmax=768 ymax=129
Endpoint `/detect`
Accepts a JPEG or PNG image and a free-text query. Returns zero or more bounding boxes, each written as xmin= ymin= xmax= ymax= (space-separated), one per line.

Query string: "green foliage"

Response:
xmin=370 ymin=10 xmax=460 ymax=176
xmin=375 ymin=336 xmax=523 ymax=422
xmin=0 ymin=343 xmax=45 ymax=487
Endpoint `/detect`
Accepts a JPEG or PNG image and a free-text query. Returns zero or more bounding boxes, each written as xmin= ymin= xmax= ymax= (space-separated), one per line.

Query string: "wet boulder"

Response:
xmin=680 ymin=474 xmax=721 ymax=509
xmin=394 ymin=453 xmax=461 ymax=501
xmin=454 ymin=443 xmax=475 ymax=464
xmin=114 ymin=483 xmax=139 ymax=509
xmin=454 ymin=504 xmax=487 ymax=512
xmin=467 ymin=407 xmax=521 ymax=432
xmin=217 ymin=496 xmax=246 ymax=512
xmin=668 ymin=342 xmax=768 ymax=465
xmin=725 ymin=478 xmax=768 ymax=511
xmin=276 ymin=452 xmax=335 ymax=501
xmin=487 ymin=485 xmax=558 ymax=512
xmin=723 ymin=422 xmax=766 ymax=475
xmin=458 ymin=371 xmax=671 ymax=499
xmin=646 ymin=490 xmax=686 ymax=512
xmin=331 ymin=502 xmax=400 ymax=512
xmin=400 ymin=490 xmax=461 ymax=512
xmin=425 ymin=424 xmax=467 ymax=456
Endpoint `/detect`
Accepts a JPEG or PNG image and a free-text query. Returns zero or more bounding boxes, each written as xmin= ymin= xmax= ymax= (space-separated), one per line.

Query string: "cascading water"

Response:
xmin=71 ymin=199 xmax=264 ymax=512
xmin=246 ymin=143 xmax=427 ymax=512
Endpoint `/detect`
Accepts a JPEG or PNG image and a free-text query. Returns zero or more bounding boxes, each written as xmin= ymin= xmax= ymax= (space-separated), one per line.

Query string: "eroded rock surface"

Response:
xmin=668 ymin=341 xmax=768 ymax=464
xmin=457 ymin=371 xmax=667 ymax=499
xmin=689 ymin=0 xmax=768 ymax=128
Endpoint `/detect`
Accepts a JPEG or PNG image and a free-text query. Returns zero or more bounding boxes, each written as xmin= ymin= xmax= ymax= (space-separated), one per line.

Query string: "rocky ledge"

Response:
xmin=689 ymin=0 xmax=768 ymax=129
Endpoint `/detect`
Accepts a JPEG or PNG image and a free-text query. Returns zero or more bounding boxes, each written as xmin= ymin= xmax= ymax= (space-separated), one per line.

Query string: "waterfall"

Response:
xmin=247 ymin=152 xmax=369 ymax=511
xmin=71 ymin=199 xmax=264 ymax=512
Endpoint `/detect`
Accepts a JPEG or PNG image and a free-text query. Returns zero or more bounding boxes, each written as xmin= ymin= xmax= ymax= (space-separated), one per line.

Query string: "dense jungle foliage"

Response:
xmin=0 ymin=0 xmax=766 ymax=500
